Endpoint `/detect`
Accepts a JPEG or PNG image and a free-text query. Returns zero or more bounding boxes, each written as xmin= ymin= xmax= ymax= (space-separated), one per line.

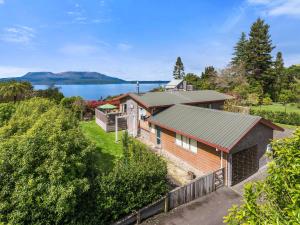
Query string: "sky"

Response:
xmin=0 ymin=0 xmax=299 ymax=80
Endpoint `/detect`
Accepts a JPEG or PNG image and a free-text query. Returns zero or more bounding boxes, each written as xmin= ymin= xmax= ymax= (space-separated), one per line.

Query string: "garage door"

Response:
xmin=232 ymin=145 xmax=259 ymax=185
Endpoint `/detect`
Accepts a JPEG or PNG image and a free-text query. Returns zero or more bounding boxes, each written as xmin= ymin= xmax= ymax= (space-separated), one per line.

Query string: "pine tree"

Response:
xmin=231 ymin=32 xmax=248 ymax=66
xmin=201 ymin=66 xmax=217 ymax=79
xmin=273 ymin=52 xmax=284 ymax=101
xmin=246 ymin=18 xmax=275 ymax=88
xmin=173 ymin=57 xmax=185 ymax=79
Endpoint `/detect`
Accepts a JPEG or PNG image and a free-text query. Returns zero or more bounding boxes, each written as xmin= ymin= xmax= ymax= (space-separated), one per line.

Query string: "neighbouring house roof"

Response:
xmin=165 ymin=79 xmax=183 ymax=89
xmin=121 ymin=90 xmax=234 ymax=108
xmin=148 ymin=104 xmax=283 ymax=152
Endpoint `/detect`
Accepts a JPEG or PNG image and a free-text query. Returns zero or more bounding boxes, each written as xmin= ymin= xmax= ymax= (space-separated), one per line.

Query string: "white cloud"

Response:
xmin=248 ymin=0 xmax=300 ymax=17
xmin=60 ymin=44 xmax=99 ymax=55
xmin=0 ymin=66 xmax=39 ymax=78
xmin=117 ymin=43 xmax=132 ymax=51
xmin=0 ymin=0 xmax=4 ymax=5
xmin=0 ymin=26 xmax=35 ymax=44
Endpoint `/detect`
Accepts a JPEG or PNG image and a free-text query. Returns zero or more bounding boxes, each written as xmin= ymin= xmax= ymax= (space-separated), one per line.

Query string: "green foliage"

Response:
xmin=0 ymin=98 xmax=100 ymax=225
xmin=173 ymin=56 xmax=185 ymax=79
xmin=247 ymin=93 xmax=260 ymax=106
xmin=60 ymin=96 xmax=86 ymax=120
xmin=0 ymin=81 xmax=33 ymax=103
xmin=224 ymin=129 xmax=300 ymax=224
xmin=231 ymin=32 xmax=248 ymax=66
xmin=0 ymin=103 xmax=15 ymax=127
xmin=95 ymin=137 xmax=168 ymax=223
xmin=262 ymin=96 xmax=272 ymax=105
xmin=246 ymin=18 xmax=274 ymax=84
xmin=250 ymin=109 xmax=300 ymax=126
xmin=34 ymin=85 xmax=64 ymax=103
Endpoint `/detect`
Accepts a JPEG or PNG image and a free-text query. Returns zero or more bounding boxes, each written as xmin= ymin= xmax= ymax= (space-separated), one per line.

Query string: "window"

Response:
xmin=150 ymin=123 xmax=155 ymax=134
xmin=175 ymin=133 xmax=182 ymax=145
xmin=175 ymin=133 xmax=197 ymax=153
xmin=139 ymin=107 xmax=147 ymax=120
xmin=123 ymin=104 xmax=127 ymax=113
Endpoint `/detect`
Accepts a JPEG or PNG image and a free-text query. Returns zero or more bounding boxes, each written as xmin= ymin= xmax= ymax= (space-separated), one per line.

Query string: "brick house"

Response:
xmin=101 ymin=90 xmax=283 ymax=185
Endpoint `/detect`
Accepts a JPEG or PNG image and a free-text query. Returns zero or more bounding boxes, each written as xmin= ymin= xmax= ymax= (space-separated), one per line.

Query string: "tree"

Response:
xmin=231 ymin=32 xmax=248 ymax=66
xmin=200 ymin=66 xmax=218 ymax=89
xmin=184 ymin=73 xmax=202 ymax=90
xmin=34 ymin=85 xmax=64 ymax=103
xmin=60 ymin=96 xmax=86 ymax=120
xmin=279 ymin=90 xmax=296 ymax=112
xmin=224 ymin=129 xmax=300 ymax=224
xmin=0 ymin=98 xmax=100 ymax=225
xmin=273 ymin=52 xmax=285 ymax=101
xmin=0 ymin=81 xmax=33 ymax=103
xmin=246 ymin=18 xmax=275 ymax=93
xmin=173 ymin=57 xmax=185 ymax=79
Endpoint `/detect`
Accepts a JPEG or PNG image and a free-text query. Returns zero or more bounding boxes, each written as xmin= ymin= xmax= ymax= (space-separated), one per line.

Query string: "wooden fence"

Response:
xmin=112 ymin=167 xmax=225 ymax=225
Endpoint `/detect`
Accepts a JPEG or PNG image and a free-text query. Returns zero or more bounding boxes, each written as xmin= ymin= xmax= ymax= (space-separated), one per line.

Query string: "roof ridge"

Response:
xmin=174 ymin=103 xmax=261 ymax=119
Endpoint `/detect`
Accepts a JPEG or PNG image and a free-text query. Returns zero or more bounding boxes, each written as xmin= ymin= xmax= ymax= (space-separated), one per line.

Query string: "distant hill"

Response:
xmin=0 ymin=71 xmax=169 ymax=85
xmin=0 ymin=71 xmax=126 ymax=85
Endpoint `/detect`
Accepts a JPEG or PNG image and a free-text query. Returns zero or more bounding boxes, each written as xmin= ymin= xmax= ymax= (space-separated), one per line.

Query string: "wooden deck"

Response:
xmin=95 ymin=109 xmax=127 ymax=132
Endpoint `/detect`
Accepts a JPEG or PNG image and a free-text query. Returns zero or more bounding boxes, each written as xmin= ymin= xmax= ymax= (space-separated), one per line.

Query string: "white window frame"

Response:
xmin=175 ymin=133 xmax=197 ymax=153
xmin=139 ymin=107 xmax=147 ymax=120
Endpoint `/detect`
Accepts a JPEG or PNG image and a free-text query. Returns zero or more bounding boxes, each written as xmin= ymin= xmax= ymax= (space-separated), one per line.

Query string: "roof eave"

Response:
xmin=148 ymin=118 xmax=230 ymax=153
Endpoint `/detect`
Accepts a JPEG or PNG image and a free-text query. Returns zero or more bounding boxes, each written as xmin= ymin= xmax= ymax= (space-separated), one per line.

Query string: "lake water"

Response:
xmin=34 ymin=83 xmax=164 ymax=100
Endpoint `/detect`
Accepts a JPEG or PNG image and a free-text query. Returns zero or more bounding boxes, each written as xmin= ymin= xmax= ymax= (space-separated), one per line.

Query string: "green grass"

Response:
xmin=251 ymin=103 xmax=300 ymax=113
xmin=80 ymin=121 xmax=123 ymax=172
xmin=275 ymin=123 xmax=299 ymax=130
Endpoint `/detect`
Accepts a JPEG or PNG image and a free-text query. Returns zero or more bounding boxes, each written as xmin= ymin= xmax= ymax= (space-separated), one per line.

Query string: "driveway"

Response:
xmin=141 ymin=187 xmax=241 ymax=225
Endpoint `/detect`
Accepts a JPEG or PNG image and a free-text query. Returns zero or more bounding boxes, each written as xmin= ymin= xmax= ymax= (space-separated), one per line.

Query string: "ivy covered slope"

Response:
xmin=224 ymin=129 xmax=300 ymax=224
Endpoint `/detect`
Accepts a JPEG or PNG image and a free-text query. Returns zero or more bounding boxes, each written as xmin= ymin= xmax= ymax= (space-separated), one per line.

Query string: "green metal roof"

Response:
xmin=130 ymin=90 xmax=233 ymax=107
xmin=149 ymin=104 xmax=262 ymax=151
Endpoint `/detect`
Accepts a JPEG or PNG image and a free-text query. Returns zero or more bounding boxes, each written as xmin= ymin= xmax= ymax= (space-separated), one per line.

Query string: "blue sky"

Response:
xmin=0 ymin=0 xmax=299 ymax=80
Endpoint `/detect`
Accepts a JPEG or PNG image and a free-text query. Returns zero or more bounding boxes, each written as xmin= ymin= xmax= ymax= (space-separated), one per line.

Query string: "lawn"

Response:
xmin=251 ymin=103 xmax=300 ymax=113
xmin=80 ymin=121 xmax=123 ymax=172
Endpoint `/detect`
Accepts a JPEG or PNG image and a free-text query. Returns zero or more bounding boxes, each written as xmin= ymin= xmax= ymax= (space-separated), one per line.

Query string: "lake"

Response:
xmin=34 ymin=83 xmax=164 ymax=100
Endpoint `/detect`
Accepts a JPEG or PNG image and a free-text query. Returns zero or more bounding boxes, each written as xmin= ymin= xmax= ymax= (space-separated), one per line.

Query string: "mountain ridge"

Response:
xmin=0 ymin=71 xmax=126 ymax=85
xmin=0 ymin=71 xmax=168 ymax=85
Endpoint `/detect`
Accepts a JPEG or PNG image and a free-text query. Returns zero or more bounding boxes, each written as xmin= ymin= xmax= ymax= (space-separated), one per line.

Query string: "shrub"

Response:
xmin=0 ymin=98 xmax=100 ymax=225
xmin=250 ymin=109 xmax=300 ymax=126
xmin=95 ymin=134 xmax=168 ymax=223
xmin=224 ymin=129 xmax=300 ymax=224
xmin=247 ymin=93 xmax=260 ymax=106
xmin=262 ymin=96 xmax=272 ymax=105
xmin=0 ymin=103 xmax=15 ymax=127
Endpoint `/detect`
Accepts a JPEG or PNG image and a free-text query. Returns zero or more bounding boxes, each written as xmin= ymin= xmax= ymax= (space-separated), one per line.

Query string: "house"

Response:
xmin=96 ymin=90 xmax=283 ymax=185
xmin=165 ymin=79 xmax=193 ymax=91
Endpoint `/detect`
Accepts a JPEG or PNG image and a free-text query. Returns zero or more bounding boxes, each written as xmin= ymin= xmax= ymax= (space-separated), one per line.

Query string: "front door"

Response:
xmin=156 ymin=127 xmax=161 ymax=147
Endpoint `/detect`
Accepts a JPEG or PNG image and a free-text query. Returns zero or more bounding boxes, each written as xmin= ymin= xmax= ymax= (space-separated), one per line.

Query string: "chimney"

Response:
xmin=136 ymin=81 xmax=140 ymax=94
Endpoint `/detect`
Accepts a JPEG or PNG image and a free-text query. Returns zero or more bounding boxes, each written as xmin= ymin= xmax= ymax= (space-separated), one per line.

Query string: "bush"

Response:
xmin=95 ymin=133 xmax=168 ymax=224
xmin=0 ymin=98 xmax=100 ymax=225
xmin=262 ymin=96 xmax=272 ymax=105
xmin=0 ymin=103 xmax=15 ymax=127
xmin=247 ymin=93 xmax=260 ymax=106
xmin=224 ymin=129 xmax=300 ymax=224
xmin=250 ymin=109 xmax=300 ymax=126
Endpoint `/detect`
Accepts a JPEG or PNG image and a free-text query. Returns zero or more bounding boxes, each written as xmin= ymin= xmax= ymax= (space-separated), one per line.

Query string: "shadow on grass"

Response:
xmin=95 ymin=146 xmax=119 ymax=172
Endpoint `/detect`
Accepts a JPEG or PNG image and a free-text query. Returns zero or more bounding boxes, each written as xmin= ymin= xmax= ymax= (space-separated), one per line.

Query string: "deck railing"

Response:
xmin=95 ymin=109 xmax=127 ymax=132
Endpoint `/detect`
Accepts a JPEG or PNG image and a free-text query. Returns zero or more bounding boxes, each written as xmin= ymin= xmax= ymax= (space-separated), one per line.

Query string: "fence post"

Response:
xmin=136 ymin=210 xmax=141 ymax=224
xmin=164 ymin=194 xmax=169 ymax=213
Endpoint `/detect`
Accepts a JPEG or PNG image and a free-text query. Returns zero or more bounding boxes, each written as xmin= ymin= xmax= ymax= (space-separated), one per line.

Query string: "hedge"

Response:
xmin=250 ymin=109 xmax=300 ymax=126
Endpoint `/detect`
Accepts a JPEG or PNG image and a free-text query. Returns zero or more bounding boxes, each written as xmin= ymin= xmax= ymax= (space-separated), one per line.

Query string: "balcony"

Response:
xmin=95 ymin=108 xmax=127 ymax=132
